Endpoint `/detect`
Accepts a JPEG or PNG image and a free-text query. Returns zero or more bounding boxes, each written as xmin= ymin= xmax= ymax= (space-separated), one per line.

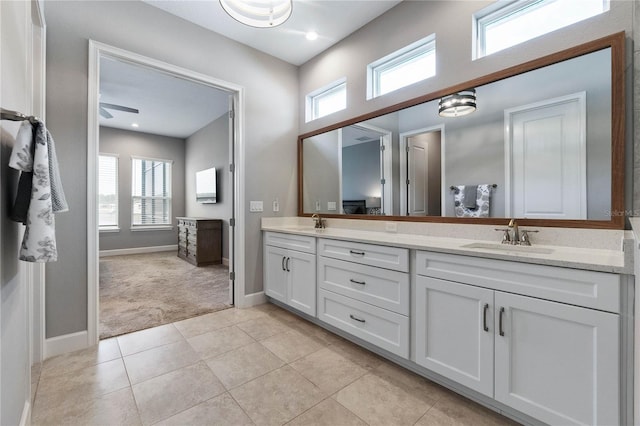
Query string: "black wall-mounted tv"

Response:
xmin=196 ymin=167 xmax=217 ymax=203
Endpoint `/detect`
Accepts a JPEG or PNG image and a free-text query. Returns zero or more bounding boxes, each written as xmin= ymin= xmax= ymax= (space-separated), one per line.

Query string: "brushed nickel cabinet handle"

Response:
xmin=349 ymin=278 xmax=366 ymax=285
xmin=499 ymin=307 xmax=505 ymax=337
xmin=349 ymin=314 xmax=366 ymax=323
xmin=349 ymin=250 xmax=365 ymax=256
xmin=483 ymin=303 xmax=489 ymax=332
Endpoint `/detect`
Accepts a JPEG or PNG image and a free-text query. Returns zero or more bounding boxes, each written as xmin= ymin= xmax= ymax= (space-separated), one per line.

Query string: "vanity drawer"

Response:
xmin=416 ymin=251 xmax=620 ymax=313
xmin=318 ymin=257 xmax=409 ymax=315
xmin=318 ymin=239 xmax=408 ymax=272
xmin=318 ymin=289 xmax=409 ymax=358
xmin=265 ymin=232 xmax=316 ymax=254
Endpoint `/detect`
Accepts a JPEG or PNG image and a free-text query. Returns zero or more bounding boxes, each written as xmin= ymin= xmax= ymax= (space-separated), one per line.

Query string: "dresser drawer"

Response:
xmin=318 ymin=289 xmax=409 ymax=358
xmin=318 ymin=257 xmax=409 ymax=315
xmin=318 ymin=239 xmax=408 ymax=272
xmin=415 ymin=251 xmax=620 ymax=313
xmin=265 ymin=232 xmax=316 ymax=254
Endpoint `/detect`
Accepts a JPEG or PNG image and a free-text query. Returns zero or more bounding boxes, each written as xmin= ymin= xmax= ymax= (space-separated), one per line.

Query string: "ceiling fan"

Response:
xmin=99 ymin=102 xmax=139 ymax=119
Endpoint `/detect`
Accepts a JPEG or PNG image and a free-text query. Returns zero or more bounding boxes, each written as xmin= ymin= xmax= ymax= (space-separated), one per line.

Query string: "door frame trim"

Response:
xmin=504 ymin=91 xmax=587 ymax=218
xmin=399 ymin=125 xmax=445 ymax=216
xmin=87 ymin=40 xmax=247 ymax=346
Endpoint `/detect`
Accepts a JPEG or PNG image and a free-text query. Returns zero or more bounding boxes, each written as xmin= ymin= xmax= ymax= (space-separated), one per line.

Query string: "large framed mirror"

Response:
xmin=298 ymin=32 xmax=625 ymax=229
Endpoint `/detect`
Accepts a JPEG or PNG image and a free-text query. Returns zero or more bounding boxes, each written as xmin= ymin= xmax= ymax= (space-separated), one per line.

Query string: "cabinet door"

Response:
xmin=264 ymin=245 xmax=288 ymax=304
xmin=494 ymin=292 xmax=619 ymax=426
xmin=414 ymin=276 xmax=494 ymax=397
xmin=288 ymin=250 xmax=316 ymax=316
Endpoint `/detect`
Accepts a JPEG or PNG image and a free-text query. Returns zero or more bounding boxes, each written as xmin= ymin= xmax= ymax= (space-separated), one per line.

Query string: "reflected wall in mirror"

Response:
xmin=298 ymin=33 xmax=624 ymax=228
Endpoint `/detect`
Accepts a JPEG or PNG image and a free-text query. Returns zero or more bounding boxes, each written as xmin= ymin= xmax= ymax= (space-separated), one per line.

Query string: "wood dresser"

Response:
xmin=176 ymin=217 xmax=222 ymax=266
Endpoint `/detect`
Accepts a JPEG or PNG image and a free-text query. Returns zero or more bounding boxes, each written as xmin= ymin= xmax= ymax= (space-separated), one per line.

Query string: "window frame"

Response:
xmin=305 ymin=77 xmax=347 ymax=122
xmin=130 ymin=155 xmax=173 ymax=230
xmin=98 ymin=152 xmax=120 ymax=232
xmin=473 ymin=0 xmax=610 ymax=59
xmin=367 ymin=34 xmax=436 ymax=100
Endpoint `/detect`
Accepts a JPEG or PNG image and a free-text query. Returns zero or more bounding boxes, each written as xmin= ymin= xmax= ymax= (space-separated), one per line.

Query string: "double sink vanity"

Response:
xmin=261 ymin=31 xmax=633 ymax=426
xmin=262 ymin=217 xmax=633 ymax=426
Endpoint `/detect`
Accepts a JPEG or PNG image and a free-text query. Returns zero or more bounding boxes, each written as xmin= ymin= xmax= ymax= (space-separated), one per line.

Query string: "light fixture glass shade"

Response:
xmin=220 ymin=0 xmax=292 ymax=28
xmin=438 ymin=89 xmax=477 ymax=117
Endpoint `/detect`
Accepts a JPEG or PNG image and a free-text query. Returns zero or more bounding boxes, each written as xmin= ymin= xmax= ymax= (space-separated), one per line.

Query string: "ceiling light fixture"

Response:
xmin=131 ymin=123 xmax=139 ymax=128
xmin=219 ymin=0 xmax=292 ymax=28
xmin=305 ymin=31 xmax=318 ymax=41
xmin=438 ymin=89 xmax=477 ymax=117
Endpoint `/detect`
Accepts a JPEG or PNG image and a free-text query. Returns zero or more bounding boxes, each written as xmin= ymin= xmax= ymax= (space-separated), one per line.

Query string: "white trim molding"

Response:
xmin=19 ymin=401 xmax=30 ymax=426
xmin=99 ymin=244 xmax=178 ymax=257
xmin=87 ymin=40 xmax=246 ymax=345
xmin=44 ymin=330 xmax=89 ymax=359
xmin=242 ymin=291 xmax=267 ymax=307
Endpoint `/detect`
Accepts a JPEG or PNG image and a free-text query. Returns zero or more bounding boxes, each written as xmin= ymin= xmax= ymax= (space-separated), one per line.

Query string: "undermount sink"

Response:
xmin=461 ymin=242 xmax=554 ymax=255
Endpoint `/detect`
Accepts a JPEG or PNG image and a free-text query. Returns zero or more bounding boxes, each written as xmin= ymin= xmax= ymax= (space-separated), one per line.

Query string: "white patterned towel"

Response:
xmin=453 ymin=184 xmax=491 ymax=218
xmin=9 ymin=120 xmax=68 ymax=262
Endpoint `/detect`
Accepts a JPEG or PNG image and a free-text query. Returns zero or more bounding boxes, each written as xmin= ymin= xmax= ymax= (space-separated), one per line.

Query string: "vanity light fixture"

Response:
xmin=219 ymin=0 xmax=292 ymax=28
xmin=438 ymin=89 xmax=477 ymax=117
xmin=305 ymin=31 xmax=318 ymax=41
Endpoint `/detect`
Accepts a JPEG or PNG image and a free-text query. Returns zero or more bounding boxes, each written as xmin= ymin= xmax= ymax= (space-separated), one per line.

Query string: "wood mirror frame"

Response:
xmin=297 ymin=32 xmax=625 ymax=229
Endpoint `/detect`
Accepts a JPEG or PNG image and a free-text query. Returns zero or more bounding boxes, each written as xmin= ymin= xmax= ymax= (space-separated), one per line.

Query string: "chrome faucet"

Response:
xmin=495 ymin=219 xmax=538 ymax=245
xmin=311 ymin=213 xmax=325 ymax=229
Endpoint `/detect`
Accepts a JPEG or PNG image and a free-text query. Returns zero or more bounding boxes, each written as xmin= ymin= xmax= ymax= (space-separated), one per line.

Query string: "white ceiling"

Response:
xmin=143 ymin=0 xmax=403 ymax=66
xmin=99 ymin=57 xmax=230 ymax=138
xmin=100 ymin=0 xmax=402 ymax=138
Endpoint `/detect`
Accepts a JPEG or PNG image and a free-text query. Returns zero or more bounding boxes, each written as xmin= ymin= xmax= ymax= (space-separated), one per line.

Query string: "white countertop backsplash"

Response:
xmin=262 ymin=217 xmax=633 ymax=274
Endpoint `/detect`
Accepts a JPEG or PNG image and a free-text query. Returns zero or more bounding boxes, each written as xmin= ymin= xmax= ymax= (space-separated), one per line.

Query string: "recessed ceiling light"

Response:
xmin=132 ymin=123 xmax=139 ymax=128
xmin=306 ymin=31 xmax=318 ymax=41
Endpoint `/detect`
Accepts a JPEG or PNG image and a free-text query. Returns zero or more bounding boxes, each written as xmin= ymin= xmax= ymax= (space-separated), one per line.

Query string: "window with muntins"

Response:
xmin=131 ymin=157 xmax=172 ymax=226
xmin=475 ymin=0 xmax=610 ymax=58
xmin=368 ymin=35 xmax=436 ymax=99
xmin=306 ymin=78 xmax=347 ymax=122
xmin=98 ymin=154 xmax=118 ymax=229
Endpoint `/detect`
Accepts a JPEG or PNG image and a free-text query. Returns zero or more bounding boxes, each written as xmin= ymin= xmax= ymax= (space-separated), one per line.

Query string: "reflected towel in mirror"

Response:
xmin=454 ymin=184 xmax=491 ymax=218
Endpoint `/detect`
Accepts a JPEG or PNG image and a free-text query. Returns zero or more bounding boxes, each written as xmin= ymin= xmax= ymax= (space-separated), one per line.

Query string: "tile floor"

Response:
xmin=32 ymin=303 xmax=519 ymax=426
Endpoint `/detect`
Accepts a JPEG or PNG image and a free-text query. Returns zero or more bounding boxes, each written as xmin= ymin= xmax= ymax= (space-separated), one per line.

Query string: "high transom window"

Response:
xmin=475 ymin=0 xmax=610 ymax=59
xmin=306 ymin=78 xmax=347 ymax=122
xmin=367 ymin=35 xmax=436 ymax=99
xmin=131 ymin=157 xmax=172 ymax=227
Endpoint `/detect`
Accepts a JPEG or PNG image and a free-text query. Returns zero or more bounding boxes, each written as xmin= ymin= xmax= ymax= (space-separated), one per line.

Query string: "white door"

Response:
xmin=414 ymin=276 xmax=494 ymax=397
xmin=505 ymin=92 xmax=586 ymax=219
xmin=494 ymin=292 xmax=619 ymax=426
xmin=287 ymin=250 xmax=316 ymax=316
xmin=407 ymin=136 xmax=430 ymax=216
xmin=264 ymin=245 xmax=288 ymax=304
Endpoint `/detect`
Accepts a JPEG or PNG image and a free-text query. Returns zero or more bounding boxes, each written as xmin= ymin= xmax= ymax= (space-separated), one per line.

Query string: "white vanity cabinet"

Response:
xmin=317 ymin=238 xmax=410 ymax=358
xmin=415 ymin=251 xmax=621 ymax=426
xmin=263 ymin=232 xmax=316 ymax=316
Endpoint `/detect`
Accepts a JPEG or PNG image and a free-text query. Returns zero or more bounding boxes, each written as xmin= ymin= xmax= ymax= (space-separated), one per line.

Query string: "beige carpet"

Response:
xmin=99 ymin=251 xmax=231 ymax=339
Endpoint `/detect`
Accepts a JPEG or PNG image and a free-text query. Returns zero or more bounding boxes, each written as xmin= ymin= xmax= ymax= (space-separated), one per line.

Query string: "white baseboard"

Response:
xmin=44 ymin=330 xmax=89 ymax=359
xmin=238 ymin=291 xmax=266 ymax=308
xmin=19 ymin=401 xmax=30 ymax=426
xmin=99 ymin=244 xmax=177 ymax=257
xmin=222 ymin=257 xmax=229 ymax=266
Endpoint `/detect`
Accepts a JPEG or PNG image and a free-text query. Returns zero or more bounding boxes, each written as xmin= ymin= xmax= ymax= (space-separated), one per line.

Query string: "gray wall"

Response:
xmin=1 ymin=1 xmax=33 ymax=423
xmin=45 ymin=1 xmax=298 ymax=338
xmin=185 ymin=114 xmax=231 ymax=260
xmin=342 ymin=141 xmax=380 ymax=202
xmin=99 ymin=126 xmax=186 ymax=251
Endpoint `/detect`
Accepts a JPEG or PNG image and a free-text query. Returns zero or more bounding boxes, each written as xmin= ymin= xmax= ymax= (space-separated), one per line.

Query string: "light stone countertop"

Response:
xmin=262 ymin=222 xmax=631 ymax=274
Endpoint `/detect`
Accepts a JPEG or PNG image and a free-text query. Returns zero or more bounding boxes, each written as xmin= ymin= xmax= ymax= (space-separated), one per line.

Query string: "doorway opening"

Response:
xmin=87 ymin=42 xmax=246 ymax=345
